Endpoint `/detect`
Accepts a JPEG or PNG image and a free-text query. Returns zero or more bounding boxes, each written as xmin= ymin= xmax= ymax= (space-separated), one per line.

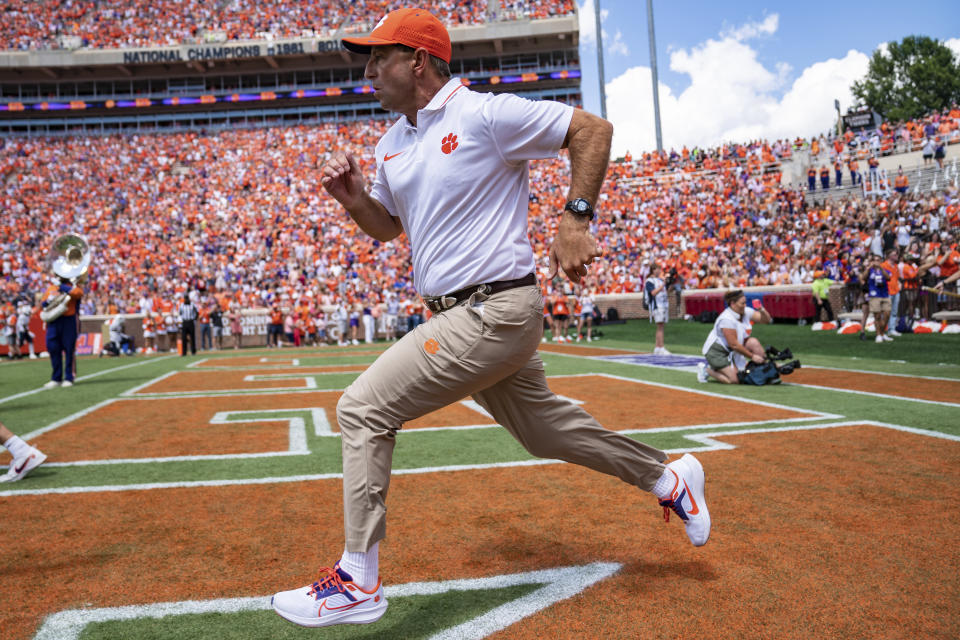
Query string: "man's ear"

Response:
xmin=411 ymin=48 xmax=430 ymax=75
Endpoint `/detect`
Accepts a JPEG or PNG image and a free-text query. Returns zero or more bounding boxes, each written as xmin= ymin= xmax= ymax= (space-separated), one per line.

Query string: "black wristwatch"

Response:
xmin=564 ymin=198 xmax=595 ymax=220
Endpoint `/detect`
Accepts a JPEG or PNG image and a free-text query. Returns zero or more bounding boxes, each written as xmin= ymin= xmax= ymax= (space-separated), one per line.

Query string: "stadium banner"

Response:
xmin=843 ymin=108 xmax=879 ymax=132
xmin=75 ymin=332 xmax=103 ymax=356
xmin=223 ymin=310 xmax=269 ymax=338
xmin=120 ymin=40 xmax=324 ymax=65
xmin=0 ymin=37 xmax=333 ymax=69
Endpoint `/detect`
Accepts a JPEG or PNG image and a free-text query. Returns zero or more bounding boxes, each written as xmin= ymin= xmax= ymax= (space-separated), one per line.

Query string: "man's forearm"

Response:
xmin=344 ymin=192 xmax=404 ymax=243
xmin=563 ymin=109 xmax=613 ymax=205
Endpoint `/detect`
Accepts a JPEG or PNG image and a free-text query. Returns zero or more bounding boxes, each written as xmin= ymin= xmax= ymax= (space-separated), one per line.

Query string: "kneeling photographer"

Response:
xmin=697 ymin=290 xmax=772 ymax=384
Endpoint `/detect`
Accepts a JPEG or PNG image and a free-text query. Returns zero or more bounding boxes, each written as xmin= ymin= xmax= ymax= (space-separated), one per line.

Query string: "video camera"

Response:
xmin=765 ymin=346 xmax=801 ymax=376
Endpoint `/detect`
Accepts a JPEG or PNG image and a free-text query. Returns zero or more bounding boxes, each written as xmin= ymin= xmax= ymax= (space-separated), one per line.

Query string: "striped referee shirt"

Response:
xmin=178 ymin=301 xmax=198 ymax=322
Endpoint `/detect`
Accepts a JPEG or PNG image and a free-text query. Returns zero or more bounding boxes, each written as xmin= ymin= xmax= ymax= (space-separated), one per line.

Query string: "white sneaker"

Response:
xmin=876 ymin=335 xmax=884 ymax=343
xmin=273 ymin=563 xmax=387 ymax=628
xmin=351 ymin=339 xmax=359 ymax=346
xmin=888 ymin=329 xmax=901 ymax=337
xmin=61 ymin=380 xmax=74 ymax=387
xmin=29 ymin=353 xmax=37 ymax=359
xmin=883 ymin=334 xmax=894 ymax=342
xmin=696 ymin=362 xmax=709 ymax=383
xmin=658 ymin=453 xmax=710 ymax=546
xmin=42 ymin=380 xmax=60 ymax=389
xmin=1 ymin=446 xmax=47 ymax=483
xmin=659 ymin=347 xmax=672 ymax=355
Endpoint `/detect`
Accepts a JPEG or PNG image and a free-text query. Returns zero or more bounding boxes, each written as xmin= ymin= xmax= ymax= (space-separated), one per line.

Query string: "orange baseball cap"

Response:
xmin=342 ymin=7 xmax=452 ymax=63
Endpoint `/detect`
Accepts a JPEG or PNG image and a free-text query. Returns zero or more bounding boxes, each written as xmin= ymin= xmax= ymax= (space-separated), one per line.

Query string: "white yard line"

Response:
xmin=5 ymin=420 xmax=956 ymax=498
xmin=781 ymin=381 xmax=960 ymax=408
xmin=0 ymin=356 xmax=175 ymax=406
xmin=34 ymin=562 xmax=622 ymax=640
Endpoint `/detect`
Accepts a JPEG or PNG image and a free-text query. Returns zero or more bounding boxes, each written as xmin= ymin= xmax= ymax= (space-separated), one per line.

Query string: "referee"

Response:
xmin=178 ymin=295 xmax=198 ymax=356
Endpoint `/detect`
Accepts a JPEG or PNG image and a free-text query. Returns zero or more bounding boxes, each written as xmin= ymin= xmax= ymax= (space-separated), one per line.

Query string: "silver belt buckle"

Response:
xmin=439 ymin=295 xmax=457 ymax=310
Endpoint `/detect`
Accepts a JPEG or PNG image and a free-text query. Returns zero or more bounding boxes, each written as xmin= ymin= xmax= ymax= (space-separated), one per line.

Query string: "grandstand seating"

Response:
xmin=2 ymin=110 xmax=957 ymax=324
xmin=0 ymin=0 xmax=576 ymax=51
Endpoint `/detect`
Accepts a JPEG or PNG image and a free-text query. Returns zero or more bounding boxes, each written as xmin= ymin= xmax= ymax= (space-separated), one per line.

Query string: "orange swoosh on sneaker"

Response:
xmin=319 ymin=598 xmax=368 ymax=617
xmin=383 ymin=151 xmax=404 ymax=162
xmin=682 ymin=480 xmax=700 ymax=515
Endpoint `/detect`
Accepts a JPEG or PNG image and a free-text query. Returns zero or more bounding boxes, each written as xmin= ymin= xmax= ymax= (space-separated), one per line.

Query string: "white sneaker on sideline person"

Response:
xmin=1 ymin=446 xmax=47 ymax=483
xmin=696 ymin=362 xmax=709 ymax=383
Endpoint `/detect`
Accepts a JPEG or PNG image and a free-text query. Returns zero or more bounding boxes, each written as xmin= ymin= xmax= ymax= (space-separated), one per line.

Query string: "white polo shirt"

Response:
xmin=370 ymin=77 xmax=574 ymax=296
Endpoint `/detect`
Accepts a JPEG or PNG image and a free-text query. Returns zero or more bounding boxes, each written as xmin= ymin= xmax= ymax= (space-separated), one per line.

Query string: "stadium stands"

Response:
xmin=0 ymin=0 xmax=956 ymax=329
xmin=0 ymin=0 xmax=576 ymax=51
xmin=2 ymin=110 xmax=957 ymax=325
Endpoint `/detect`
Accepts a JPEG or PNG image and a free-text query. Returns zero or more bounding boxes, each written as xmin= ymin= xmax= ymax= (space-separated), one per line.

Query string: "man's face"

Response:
xmin=366 ymin=45 xmax=416 ymax=114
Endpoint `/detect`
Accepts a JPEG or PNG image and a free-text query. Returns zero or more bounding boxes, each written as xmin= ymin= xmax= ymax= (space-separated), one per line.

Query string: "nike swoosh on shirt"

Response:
xmin=383 ymin=151 xmax=404 ymax=162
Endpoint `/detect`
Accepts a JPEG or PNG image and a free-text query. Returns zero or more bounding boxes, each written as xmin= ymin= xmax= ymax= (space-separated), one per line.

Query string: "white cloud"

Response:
xmin=604 ymin=16 xmax=870 ymax=157
xmin=608 ymin=30 xmax=629 ymax=57
xmin=720 ymin=14 xmax=779 ymax=42
xmin=578 ymin=0 xmax=628 ymax=56
xmin=946 ymin=37 xmax=960 ymax=59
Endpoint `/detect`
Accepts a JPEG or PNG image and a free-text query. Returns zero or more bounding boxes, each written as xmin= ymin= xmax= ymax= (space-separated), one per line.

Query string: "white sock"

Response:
xmin=339 ymin=542 xmax=379 ymax=590
xmin=3 ymin=434 xmax=30 ymax=459
xmin=651 ymin=466 xmax=677 ymax=500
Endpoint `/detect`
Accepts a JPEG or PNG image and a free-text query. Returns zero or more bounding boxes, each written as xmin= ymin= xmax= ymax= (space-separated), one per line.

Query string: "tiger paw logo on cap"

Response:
xmin=441 ymin=133 xmax=458 ymax=154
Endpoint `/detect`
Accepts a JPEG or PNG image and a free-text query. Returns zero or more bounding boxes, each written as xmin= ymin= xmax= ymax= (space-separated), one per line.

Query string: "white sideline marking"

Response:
xmin=803 ymin=364 xmax=960 ymax=383
xmin=259 ymin=357 xmax=299 ymax=366
xmin=3 ymin=460 xmax=556 ymax=496
xmin=782 ymin=381 xmax=960 ymax=408
xmin=0 ymin=356 xmax=175 ymax=406
xmin=33 ymin=562 xmax=621 ymax=640
xmin=5 ymin=421 xmax=957 ymax=497
xmin=575 ymin=372 xmax=842 ymax=421
xmin=20 ymin=399 xmax=118 ymax=441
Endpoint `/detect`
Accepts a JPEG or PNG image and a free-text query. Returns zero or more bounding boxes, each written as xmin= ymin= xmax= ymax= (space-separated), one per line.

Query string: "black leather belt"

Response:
xmin=423 ymin=272 xmax=537 ymax=314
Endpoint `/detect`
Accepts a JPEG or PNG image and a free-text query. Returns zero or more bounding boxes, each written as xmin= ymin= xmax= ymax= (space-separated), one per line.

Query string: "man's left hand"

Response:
xmin=548 ymin=212 xmax=602 ymax=282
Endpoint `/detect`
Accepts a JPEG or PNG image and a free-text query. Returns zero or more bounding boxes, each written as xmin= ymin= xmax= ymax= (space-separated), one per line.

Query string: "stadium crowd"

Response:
xmin=1 ymin=104 xmax=958 ymax=347
xmin=0 ymin=0 xmax=576 ymax=51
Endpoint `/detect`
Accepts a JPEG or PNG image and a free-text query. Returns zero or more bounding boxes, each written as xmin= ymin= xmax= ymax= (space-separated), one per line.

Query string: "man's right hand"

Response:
xmin=320 ymin=152 xmax=365 ymax=209
xmin=751 ymin=353 xmax=766 ymax=364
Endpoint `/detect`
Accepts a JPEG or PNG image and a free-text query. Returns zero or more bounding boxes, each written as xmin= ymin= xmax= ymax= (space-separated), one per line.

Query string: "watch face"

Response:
xmin=568 ymin=199 xmax=591 ymax=214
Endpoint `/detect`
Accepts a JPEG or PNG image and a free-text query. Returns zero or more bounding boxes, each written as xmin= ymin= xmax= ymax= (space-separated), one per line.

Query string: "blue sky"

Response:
xmin=576 ymin=0 xmax=960 ymax=155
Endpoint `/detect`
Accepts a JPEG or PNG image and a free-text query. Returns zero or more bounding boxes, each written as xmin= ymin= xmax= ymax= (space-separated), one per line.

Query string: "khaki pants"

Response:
xmin=337 ymin=285 xmax=667 ymax=551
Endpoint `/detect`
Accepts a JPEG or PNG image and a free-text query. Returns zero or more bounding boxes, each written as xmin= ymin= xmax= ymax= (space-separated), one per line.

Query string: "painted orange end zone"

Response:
xmin=2 ymin=425 xmax=958 ymax=640
xmin=788 ymin=368 xmax=960 ymax=404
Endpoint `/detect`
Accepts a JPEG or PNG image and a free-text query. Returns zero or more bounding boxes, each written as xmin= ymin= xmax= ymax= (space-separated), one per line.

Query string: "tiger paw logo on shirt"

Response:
xmin=441 ymin=133 xmax=458 ymax=154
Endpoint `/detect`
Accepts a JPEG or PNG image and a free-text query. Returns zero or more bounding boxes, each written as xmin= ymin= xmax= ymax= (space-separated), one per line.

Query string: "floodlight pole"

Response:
xmin=647 ymin=0 xmax=663 ymax=151
xmin=593 ymin=0 xmax=607 ymax=119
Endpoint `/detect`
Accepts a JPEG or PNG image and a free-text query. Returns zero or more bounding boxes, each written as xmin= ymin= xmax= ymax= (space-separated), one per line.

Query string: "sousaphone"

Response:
xmin=41 ymin=234 xmax=92 ymax=322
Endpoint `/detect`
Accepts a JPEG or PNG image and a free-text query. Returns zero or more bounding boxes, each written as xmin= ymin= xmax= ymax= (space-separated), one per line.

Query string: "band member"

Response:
xmin=41 ymin=276 xmax=83 ymax=388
